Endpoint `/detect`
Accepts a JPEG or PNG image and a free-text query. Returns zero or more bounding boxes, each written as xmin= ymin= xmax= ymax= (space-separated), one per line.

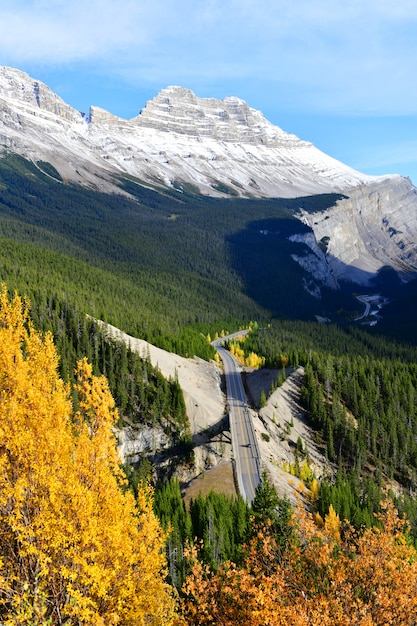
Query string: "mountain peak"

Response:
xmin=0 ymin=65 xmax=379 ymax=199
xmin=0 ymin=65 xmax=83 ymax=123
xmin=134 ymin=85 xmax=293 ymax=146
xmin=1 ymin=66 xmax=417 ymax=287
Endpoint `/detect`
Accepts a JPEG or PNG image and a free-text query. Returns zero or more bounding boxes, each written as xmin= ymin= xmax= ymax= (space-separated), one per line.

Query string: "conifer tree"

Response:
xmin=251 ymin=471 xmax=280 ymax=520
xmin=251 ymin=471 xmax=293 ymax=548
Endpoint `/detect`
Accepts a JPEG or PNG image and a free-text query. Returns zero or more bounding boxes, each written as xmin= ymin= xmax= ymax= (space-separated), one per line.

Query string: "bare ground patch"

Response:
xmin=181 ymin=462 xmax=237 ymax=508
xmin=245 ymin=366 xmax=334 ymax=505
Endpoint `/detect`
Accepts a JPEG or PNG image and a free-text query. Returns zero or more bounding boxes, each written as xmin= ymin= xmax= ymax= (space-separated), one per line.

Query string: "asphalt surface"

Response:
xmin=213 ymin=339 xmax=262 ymax=504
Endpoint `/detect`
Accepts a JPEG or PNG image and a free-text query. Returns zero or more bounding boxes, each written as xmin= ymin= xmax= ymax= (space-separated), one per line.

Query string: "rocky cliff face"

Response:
xmin=296 ymin=177 xmax=417 ymax=285
xmin=1 ymin=65 xmax=417 ymax=288
xmin=0 ymin=66 xmax=82 ymax=122
xmin=132 ymin=85 xmax=294 ymax=144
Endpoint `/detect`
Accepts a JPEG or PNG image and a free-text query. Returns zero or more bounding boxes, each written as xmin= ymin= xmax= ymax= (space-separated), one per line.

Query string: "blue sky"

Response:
xmin=1 ymin=0 xmax=417 ymax=183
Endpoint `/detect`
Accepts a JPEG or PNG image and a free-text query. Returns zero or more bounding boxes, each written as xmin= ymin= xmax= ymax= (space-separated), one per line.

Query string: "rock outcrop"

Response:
xmin=297 ymin=177 xmax=417 ymax=285
xmin=0 ymin=66 xmax=83 ymax=123
xmin=133 ymin=85 xmax=294 ymax=144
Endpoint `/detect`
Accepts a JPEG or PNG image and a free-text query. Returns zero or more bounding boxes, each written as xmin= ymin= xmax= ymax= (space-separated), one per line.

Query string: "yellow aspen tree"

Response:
xmin=245 ymin=352 xmax=265 ymax=369
xmin=324 ymin=504 xmax=341 ymax=542
xmin=309 ymin=478 xmax=320 ymax=503
xmin=0 ymin=286 xmax=177 ymax=625
xmin=230 ymin=343 xmax=245 ymax=363
xmin=299 ymin=461 xmax=314 ymax=483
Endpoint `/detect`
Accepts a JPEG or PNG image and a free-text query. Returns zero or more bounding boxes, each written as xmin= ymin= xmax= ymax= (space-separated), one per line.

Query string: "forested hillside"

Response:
xmin=241 ymin=322 xmax=417 ymax=535
xmin=2 ymin=150 xmax=417 ymax=623
xmin=0 ymin=153 xmax=362 ymax=353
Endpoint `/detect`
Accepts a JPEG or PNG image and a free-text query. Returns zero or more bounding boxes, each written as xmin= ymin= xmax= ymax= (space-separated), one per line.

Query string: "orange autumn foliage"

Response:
xmin=181 ymin=500 xmax=417 ymax=626
xmin=0 ymin=286 xmax=176 ymax=625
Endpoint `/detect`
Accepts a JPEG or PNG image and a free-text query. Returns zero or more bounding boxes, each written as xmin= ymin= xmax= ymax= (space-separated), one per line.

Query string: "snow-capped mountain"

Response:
xmin=0 ymin=66 xmax=375 ymax=197
xmin=1 ymin=65 xmax=417 ymax=287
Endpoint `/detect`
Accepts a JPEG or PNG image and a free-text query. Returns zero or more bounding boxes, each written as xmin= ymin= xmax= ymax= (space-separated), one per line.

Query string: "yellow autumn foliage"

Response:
xmin=324 ymin=504 xmax=341 ymax=542
xmin=309 ymin=478 xmax=320 ymax=502
xmin=228 ymin=342 xmax=265 ymax=369
xmin=229 ymin=342 xmax=245 ymax=363
xmin=0 ymin=286 xmax=176 ymax=625
xmin=245 ymin=351 xmax=265 ymax=369
xmin=282 ymin=460 xmax=314 ymax=483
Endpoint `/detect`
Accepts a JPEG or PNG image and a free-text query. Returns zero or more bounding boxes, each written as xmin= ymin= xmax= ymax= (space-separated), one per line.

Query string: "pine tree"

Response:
xmin=251 ymin=471 xmax=280 ymax=520
xmin=259 ymin=388 xmax=267 ymax=408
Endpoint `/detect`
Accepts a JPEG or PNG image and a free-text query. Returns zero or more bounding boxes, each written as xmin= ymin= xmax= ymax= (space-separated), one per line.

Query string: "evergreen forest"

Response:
xmin=2 ymin=151 xmax=417 ymax=623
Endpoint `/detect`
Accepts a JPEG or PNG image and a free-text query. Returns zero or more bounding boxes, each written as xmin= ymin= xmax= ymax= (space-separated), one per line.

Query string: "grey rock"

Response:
xmin=298 ymin=177 xmax=417 ymax=285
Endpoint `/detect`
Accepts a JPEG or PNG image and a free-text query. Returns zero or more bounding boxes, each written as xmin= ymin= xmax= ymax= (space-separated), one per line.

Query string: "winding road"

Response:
xmin=212 ymin=336 xmax=262 ymax=504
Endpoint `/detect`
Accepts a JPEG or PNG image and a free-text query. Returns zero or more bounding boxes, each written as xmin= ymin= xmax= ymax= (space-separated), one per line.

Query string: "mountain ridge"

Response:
xmin=0 ymin=65 xmax=381 ymax=198
xmin=1 ymin=65 xmax=417 ymax=288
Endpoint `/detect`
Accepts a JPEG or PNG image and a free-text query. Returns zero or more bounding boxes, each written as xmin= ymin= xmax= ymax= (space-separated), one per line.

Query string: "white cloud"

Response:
xmin=1 ymin=0 xmax=417 ymax=115
xmin=0 ymin=1 xmax=150 ymax=61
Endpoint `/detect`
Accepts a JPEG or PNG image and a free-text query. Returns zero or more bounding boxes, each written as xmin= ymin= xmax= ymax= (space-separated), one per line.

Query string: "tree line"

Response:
xmin=243 ymin=322 xmax=417 ymax=539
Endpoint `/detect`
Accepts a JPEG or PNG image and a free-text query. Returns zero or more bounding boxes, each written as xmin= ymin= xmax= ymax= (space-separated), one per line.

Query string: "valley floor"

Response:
xmin=101 ymin=320 xmax=330 ymax=504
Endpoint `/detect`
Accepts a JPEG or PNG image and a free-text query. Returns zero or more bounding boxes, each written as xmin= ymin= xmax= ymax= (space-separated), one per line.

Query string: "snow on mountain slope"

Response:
xmin=0 ymin=66 xmax=376 ymax=198
xmin=94 ymin=84 xmax=396 ymax=199
xmin=1 ymin=65 xmax=417 ymax=287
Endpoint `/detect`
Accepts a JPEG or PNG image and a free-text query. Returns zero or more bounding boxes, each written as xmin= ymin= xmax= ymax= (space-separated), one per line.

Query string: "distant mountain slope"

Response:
xmin=0 ymin=154 xmax=356 ymax=343
xmin=0 ymin=65 xmax=378 ymax=198
xmin=1 ymin=65 xmax=417 ymax=291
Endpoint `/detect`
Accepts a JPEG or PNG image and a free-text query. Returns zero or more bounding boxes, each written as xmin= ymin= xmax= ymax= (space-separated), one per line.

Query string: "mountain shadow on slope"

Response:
xmin=0 ymin=155 xmax=373 ymax=331
xmin=375 ymin=276 xmax=417 ymax=344
xmin=226 ymin=217 xmax=370 ymax=322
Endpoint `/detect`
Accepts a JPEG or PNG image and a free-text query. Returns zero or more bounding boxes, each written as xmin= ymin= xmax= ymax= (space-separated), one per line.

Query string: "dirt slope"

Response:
xmin=101 ymin=321 xmax=330 ymax=502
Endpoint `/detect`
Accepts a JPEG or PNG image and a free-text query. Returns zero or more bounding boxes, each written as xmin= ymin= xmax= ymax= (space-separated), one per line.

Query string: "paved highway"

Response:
xmin=212 ymin=337 xmax=262 ymax=504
